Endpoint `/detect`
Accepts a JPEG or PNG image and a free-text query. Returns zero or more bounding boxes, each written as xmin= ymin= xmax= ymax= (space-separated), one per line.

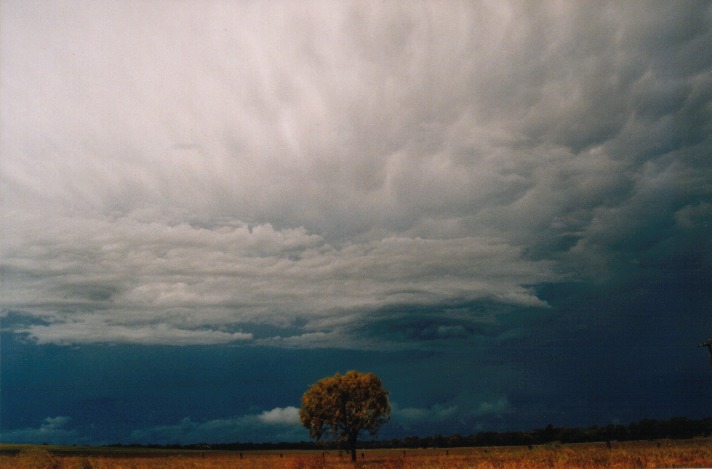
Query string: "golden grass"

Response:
xmin=2 ymin=439 xmax=711 ymax=468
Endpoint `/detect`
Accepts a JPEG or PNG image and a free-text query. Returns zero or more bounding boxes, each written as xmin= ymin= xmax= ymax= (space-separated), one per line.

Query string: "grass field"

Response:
xmin=2 ymin=438 xmax=712 ymax=468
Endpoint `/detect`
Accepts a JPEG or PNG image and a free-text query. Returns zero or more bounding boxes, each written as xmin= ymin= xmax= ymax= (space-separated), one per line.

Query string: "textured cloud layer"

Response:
xmin=2 ymin=1 xmax=711 ymax=347
xmin=2 ymin=213 xmax=553 ymax=345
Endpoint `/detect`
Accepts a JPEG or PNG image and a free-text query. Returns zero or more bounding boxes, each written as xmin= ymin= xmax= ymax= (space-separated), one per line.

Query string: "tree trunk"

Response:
xmin=348 ymin=434 xmax=357 ymax=462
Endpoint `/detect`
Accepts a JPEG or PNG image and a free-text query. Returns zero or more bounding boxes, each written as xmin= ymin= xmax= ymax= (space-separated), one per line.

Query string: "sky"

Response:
xmin=1 ymin=0 xmax=711 ymax=445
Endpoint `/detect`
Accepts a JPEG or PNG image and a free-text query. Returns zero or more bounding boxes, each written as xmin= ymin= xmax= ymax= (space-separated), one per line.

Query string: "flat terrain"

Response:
xmin=2 ymin=438 xmax=712 ymax=468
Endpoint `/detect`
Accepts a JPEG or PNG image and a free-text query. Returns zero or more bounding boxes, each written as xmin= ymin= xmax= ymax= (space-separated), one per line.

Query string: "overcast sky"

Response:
xmin=2 ymin=0 xmax=711 ymax=445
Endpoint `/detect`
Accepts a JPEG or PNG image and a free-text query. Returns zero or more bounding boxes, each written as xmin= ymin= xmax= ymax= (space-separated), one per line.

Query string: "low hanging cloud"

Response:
xmin=395 ymin=397 xmax=511 ymax=423
xmin=257 ymin=406 xmax=301 ymax=425
xmin=1 ymin=417 xmax=84 ymax=446
xmin=390 ymin=396 xmax=513 ymax=435
xmin=128 ymin=407 xmax=305 ymax=444
xmin=2 ymin=1 xmax=710 ymax=347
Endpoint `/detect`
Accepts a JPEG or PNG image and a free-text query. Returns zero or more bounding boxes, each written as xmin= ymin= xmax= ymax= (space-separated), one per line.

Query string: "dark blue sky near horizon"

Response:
xmin=2 ymin=0 xmax=711 ymax=445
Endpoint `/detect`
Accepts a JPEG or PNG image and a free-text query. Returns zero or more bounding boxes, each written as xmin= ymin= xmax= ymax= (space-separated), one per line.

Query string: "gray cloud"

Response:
xmin=394 ymin=396 xmax=511 ymax=427
xmin=1 ymin=417 xmax=84 ymax=446
xmin=19 ymin=320 xmax=253 ymax=346
xmin=3 ymin=407 xmax=304 ymax=446
xmin=2 ymin=216 xmax=553 ymax=345
xmin=128 ymin=407 xmax=305 ymax=444
xmin=2 ymin=1 xmax=711 ymax=347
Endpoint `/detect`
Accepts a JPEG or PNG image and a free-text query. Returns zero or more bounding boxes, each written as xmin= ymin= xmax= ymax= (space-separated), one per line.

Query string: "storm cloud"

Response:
xmin=1 ymin=0 xmax=711 ymax=444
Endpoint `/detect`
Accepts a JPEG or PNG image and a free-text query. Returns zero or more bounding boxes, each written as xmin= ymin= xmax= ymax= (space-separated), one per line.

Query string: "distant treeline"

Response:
xmin=386 ymin=416 xmax=712 ymax=449
xmin=108 ymin=416 xmax=712 ymax=451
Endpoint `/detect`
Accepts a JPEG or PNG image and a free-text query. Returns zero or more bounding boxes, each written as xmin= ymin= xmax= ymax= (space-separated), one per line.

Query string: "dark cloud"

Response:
xmin=1 ymin=0 xmax=711 ymax=443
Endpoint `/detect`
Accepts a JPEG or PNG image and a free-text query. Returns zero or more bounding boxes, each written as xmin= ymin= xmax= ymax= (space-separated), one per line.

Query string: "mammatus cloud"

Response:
xmin=2 ymin=1 xmax=711 ymax=347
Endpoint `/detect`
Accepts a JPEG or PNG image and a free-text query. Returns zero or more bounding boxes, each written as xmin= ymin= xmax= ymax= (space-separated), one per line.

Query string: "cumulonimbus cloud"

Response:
xmin=1 ymin=1 xmax=710 ymax=347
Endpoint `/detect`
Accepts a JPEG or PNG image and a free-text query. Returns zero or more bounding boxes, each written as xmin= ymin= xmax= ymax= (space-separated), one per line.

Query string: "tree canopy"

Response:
xmin=299 ymin=370 xmax=390 ymax=460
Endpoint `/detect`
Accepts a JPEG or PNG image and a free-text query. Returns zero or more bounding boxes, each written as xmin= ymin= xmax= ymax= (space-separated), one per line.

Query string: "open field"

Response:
xmin=2 ymin=439 xmax=712 ymax=468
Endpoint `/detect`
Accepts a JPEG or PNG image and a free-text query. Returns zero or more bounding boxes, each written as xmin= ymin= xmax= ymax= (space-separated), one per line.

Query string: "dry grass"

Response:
xmin=2 ymin=439 xmax=711 ymax=468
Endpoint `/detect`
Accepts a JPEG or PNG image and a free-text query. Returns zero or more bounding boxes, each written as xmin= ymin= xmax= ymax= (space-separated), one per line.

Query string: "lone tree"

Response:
xmin=300 ymin=370 xmax=390 ymax=461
